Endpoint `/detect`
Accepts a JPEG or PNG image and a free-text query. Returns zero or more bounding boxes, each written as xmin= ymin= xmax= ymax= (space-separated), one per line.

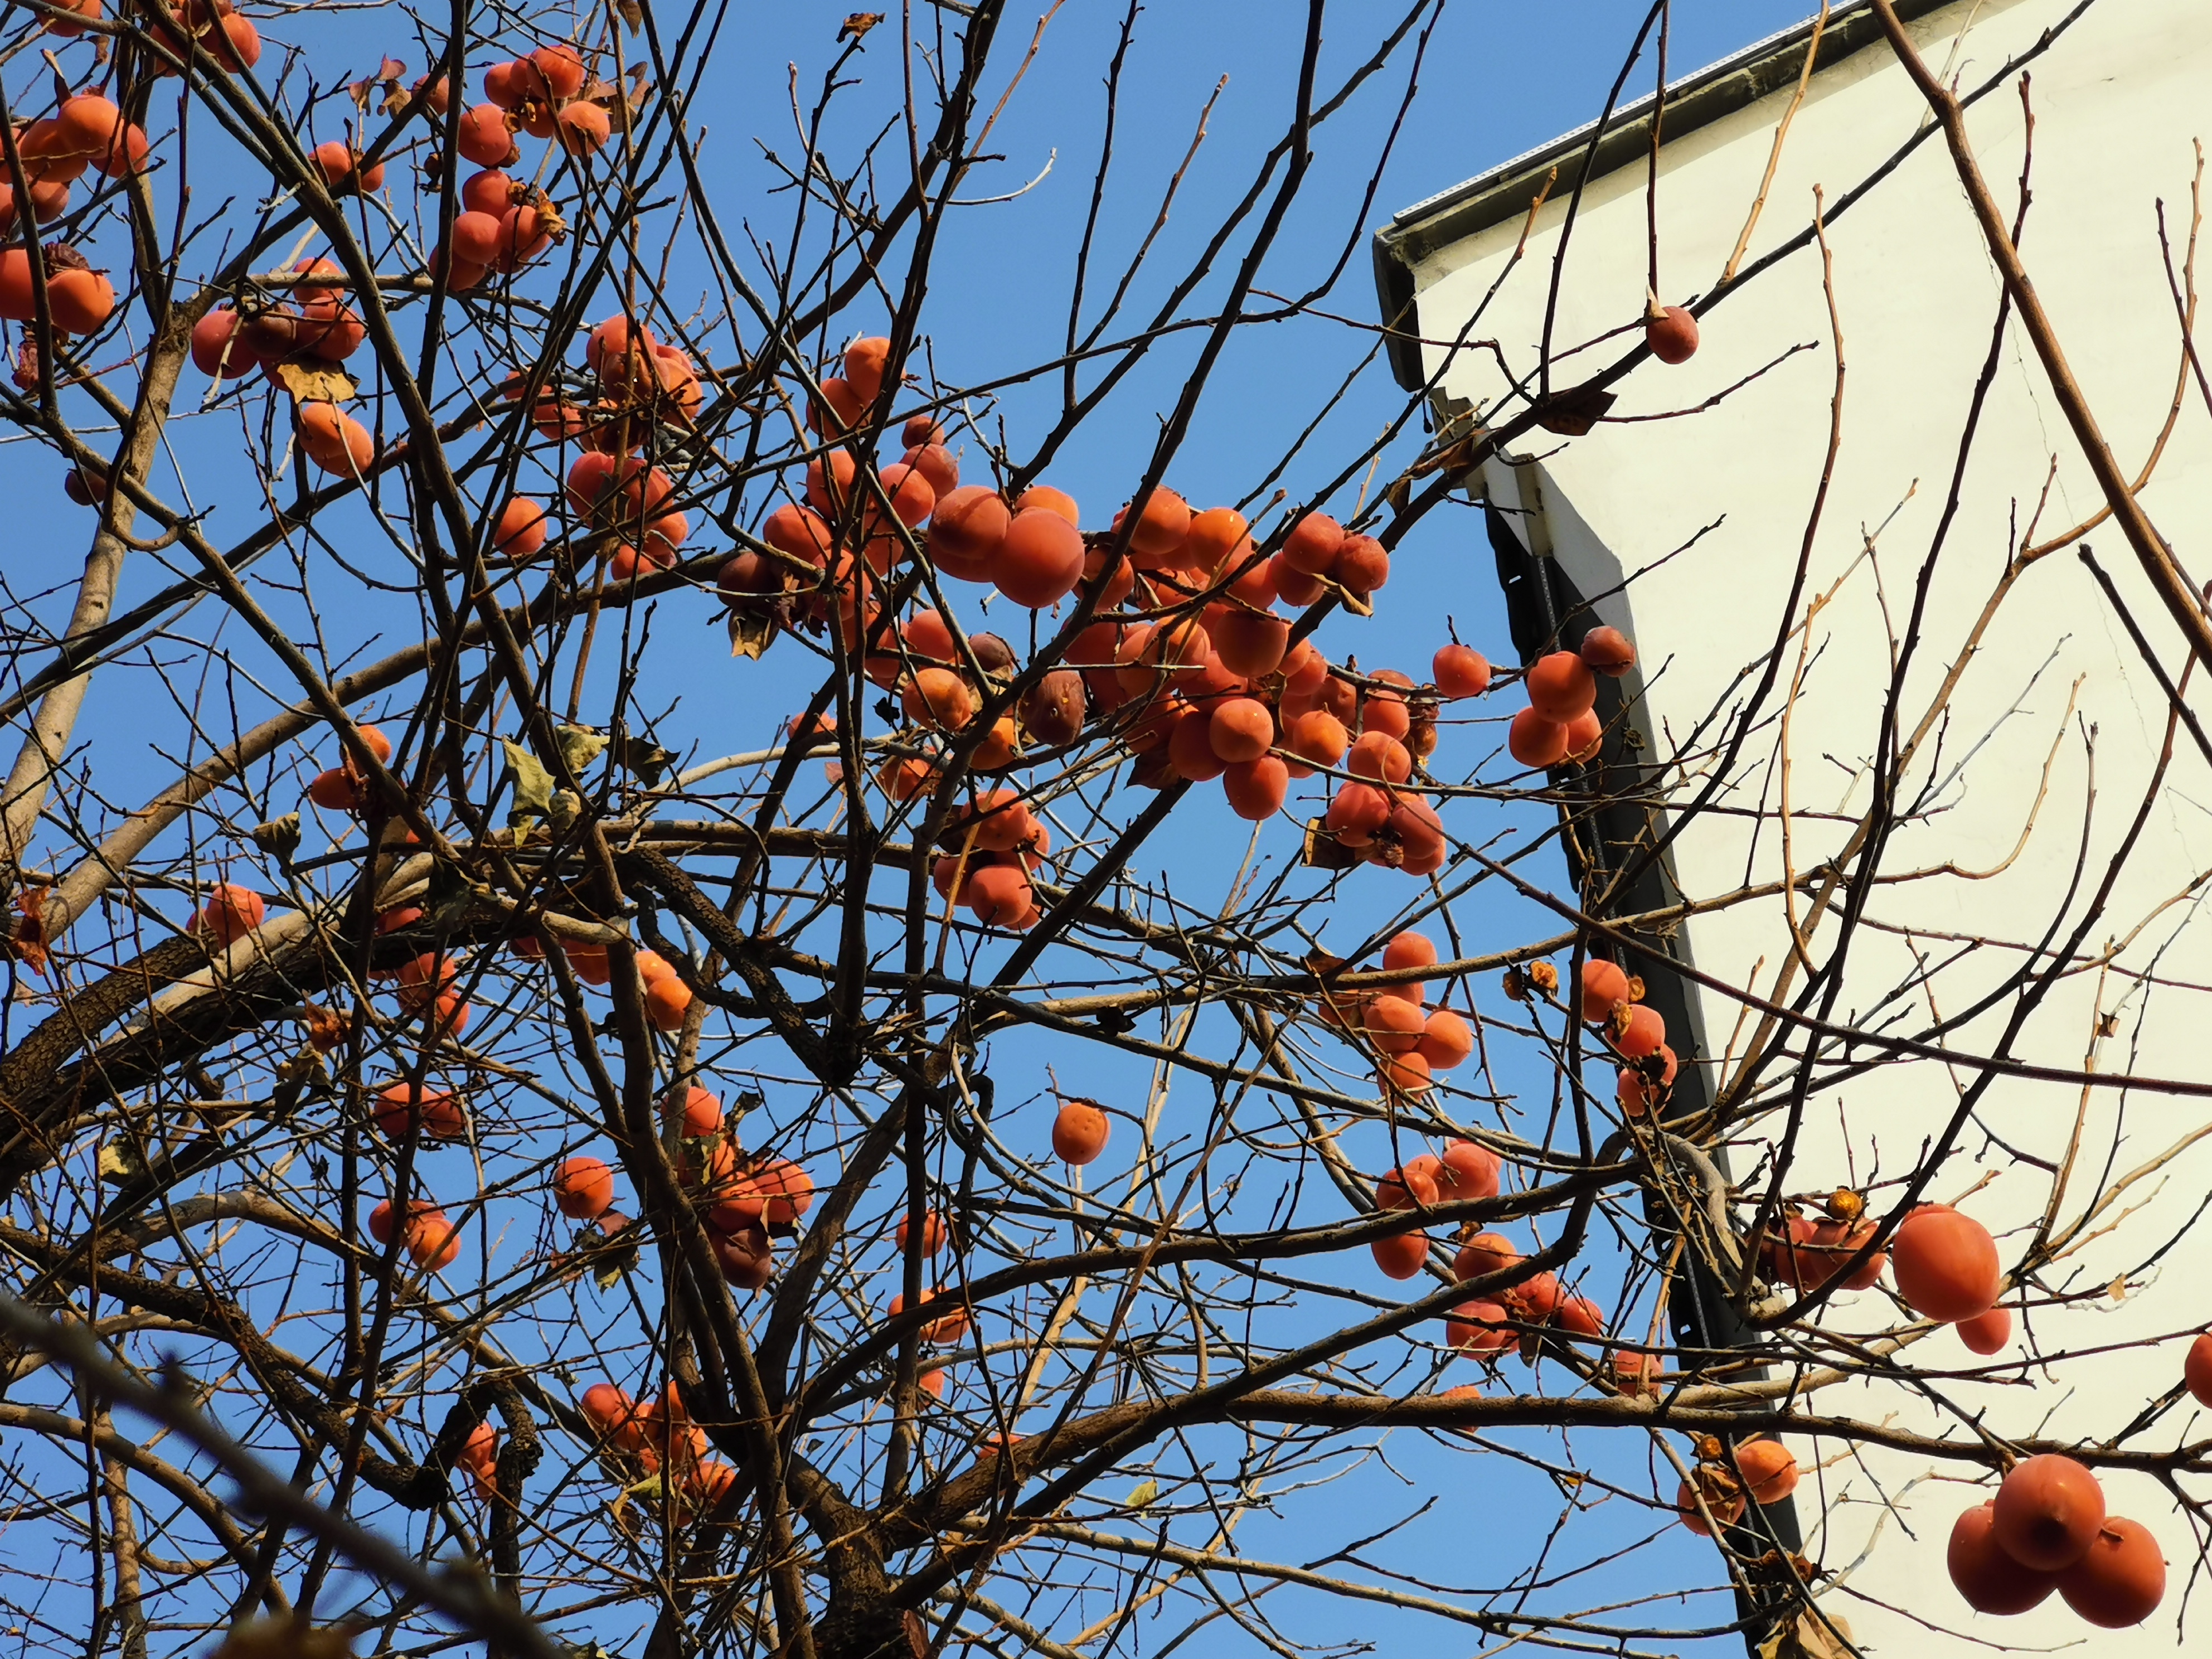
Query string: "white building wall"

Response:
xmin=1403 ymin=0 xmax=2212 ymax=1648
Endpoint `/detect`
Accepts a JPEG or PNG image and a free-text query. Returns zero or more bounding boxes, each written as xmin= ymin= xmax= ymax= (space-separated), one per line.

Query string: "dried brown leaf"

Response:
xmin=272 ymin=360 xmax=360 ymax=404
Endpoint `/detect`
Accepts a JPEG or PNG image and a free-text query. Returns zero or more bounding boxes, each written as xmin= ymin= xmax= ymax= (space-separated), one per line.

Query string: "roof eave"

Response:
xmin=1370 ymin=0 xmax=1959 ymax=390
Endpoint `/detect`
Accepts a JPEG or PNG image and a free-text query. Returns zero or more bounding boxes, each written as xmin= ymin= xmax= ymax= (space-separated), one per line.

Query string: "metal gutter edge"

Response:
xmin=1370 ymin=0 xmax=1962 ymax=390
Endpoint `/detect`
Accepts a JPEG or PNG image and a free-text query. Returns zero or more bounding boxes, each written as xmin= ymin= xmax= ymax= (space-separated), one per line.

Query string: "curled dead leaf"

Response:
xmin=273 ymin=360 xmax=360 ymax=404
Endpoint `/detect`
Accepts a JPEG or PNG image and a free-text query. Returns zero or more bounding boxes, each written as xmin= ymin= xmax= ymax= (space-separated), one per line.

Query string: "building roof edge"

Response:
xmin=1371 ymin=0 xmax=1963 ymax=389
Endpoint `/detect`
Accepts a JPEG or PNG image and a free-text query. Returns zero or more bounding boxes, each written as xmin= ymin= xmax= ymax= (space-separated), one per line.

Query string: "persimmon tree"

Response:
xmin=1 ymin=3 xmax=2209 ymax=1658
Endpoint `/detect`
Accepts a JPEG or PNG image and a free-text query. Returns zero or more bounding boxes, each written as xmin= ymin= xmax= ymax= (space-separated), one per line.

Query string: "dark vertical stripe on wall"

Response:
xmin=1486 ymin=499 xmax=1806 ymax=1630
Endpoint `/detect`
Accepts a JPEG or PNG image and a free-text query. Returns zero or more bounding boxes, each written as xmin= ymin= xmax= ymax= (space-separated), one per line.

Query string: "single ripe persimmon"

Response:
xmin=1554 ymin=1295 xmax=1604 ymax=1338
xmin=669 ymin=1084 xmax=722 ymax=1137
xmin=1018 ymin=670 xmax=1086 ymax=748
xmin=1613 ymin=1350 xmax=1661 ymax=1398
xmin=191 ymin=306 xmax=258 ymax=377
xmin=872 ymin=460 xmax=937 ymax=528
xmin=1211 ymin=608 xmax=1290 ymax=678
xmin=896 ymin=1209 xmax=951 ymax=1254
xmin=712 ymin=1223 xmax=774 ymax=1289
xmin=1437 ymin=1139 xmax=1498 ymax=1201
xmin=1051 ymin=1099 xmax=1110 ymax=1165
xmin=1503 ymin=1268 xmax=1560 ymax=1322
xmin=1124 ymin=486 xmax=1190 ymax=562
xmin=530 ymin=42 xmax=588 ymax=98
xmin=41 ymin=0 xmax=103 ymax=37
xmin=1562 ymin=707 xmax=1603 ymax=764
xmin=456 ymin=104 xmax=519 ymax=168
xmin=1447 ymin=1299 xmax=1511 ymax=1352
xmin=483 ymin=59 xmax=527 ymax=108
xmin=1382 ymin=932 xmax=1435 ymax=976
xmin=644 ymin=973 xmax=692 ymax=1031
xmin=1948 ymin=1501 xmax=2059 ymax=1614
xmin=1325 ymin=782 xmax=1390 ymax=845
xmin=761 ymin=502 xmax=835 ymax=569
xmin=903 ymin=443 xmax=958 ymax=497
xmin=739 ymin=1156 xmax=813 ymax=1225
xmin=1647 ymin=303 xmax=1699 ymax=364
xmin=925 ymin=485 xmax=1009 ymax=582
xmin=1016 ymin=484 xmax=1079 ymax=527
xmin=1957 ymin=1304 xmax=2012 ymax=1355
xmin=1272 ymin=557 xmax=1326 ymax=607
xmin=887 ymin=1288 xmax=971 ymax=1345
xmin=993 ymin=508 xmax=1085 ymax=608
xmin=493 ymin=497 xmax=547 ymax=559
xmin=1180 ymin=507 xmax=1248 ymax=574
xmin=1222 ymin=755 xmax=1288 ymax=821
xmin=1612 ymin=1003 xmax=1666 ymax=1059
xmin=966 ymin=864 xmax=1031 ymax=926
xmin=1452 ymin=1231 xmax=1518 ymax=1284
xmin=312 ymin=139 xmax=384 ymax=192
xmin=1506 ymin=708 xmax=1569 ymax=769
xmin=308 ymin=767 xmax=362 ymax=811
xmin=903 ymin=667 xmax=976 ymax=730
xmin=1362 ymin=996 xmax=1426 ymax=1055
xmin=1580 ymin=625 xmax=1636 ymax=676
xmin=1280 ymin=512 xmax=1343 ymax=575
xmin=1286 ymin=710 xmax=1347 ymax=768
xmin=1335 ymin=535 xmax=1389 ymax=595
xmin=804 ymin=450 xmax=858 ymax=516
xmin=1525 ymin=651 xmax=1596 ymax=721
xmin=1616 ymin=1045 xmax=1679 ymax=1117
xmin=298 ymin=401 xmax=373 ymax=475
xmin=1378 ymin=1049 xmax=1433 ymax=1094
xmin=1370 ymin=1230 xmax=1429 ymax=1279
xmin=1346 ymin=730 xmax=1410 ymax=785
xmin=581 ymin=1381 xmax=637 ymax=1443
xmin=1357 ymin=686 xmax=1411 ymax=743
xmin=2186 ymin=1331 xmax=2212 ymax=1406
xmin=395 ymin=952 xmax=458 ymax=1012
xmin=1731 ymin=1439 xmax=1799 ymax=1505
xmin=903 ymin=413 xmax=945 ymax=448
xmin=460 ymin=1421 xmax=498 ymax=1498
xmin=1166 ymin=709 xmax=1228 ymax=783
xmin=1578 ymin=958 xmax=1629 ymax=1021
xmin=1677 ymin=1479 xmax=1746 ymax=1537
xmin=843 ymin=336 xmax=893 ymax=402
xmin=1993 ymin=1454 xmax=2106 ymax=1571
xmin=1418 ymin=1009 xmax=1473 ymax=1070
xmin=1891 ymin=1205 xmax=2001 ymax=1322
xmin=555 ymin=1156 xmax=617 ymax=1219
xmin=1207 ymin=697 xmax=1274 ymax=763
xmin=371 ymin=1199 xmax=461 ymax=1269
xmin=195 ymin=882 xmax=266 ymax=945
xmin=557 ymin=101 xmax=611 ymax=155
xmin=1375 ymin=1154 xmax=1443 ymax=1211
xmin=2059 ymin=1517 xmax=2166 ymax=1628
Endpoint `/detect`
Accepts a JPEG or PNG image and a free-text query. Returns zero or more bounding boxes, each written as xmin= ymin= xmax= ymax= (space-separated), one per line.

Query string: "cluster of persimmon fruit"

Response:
xmin=1675 ymin=1433 xmax=1799 ymax=1537
xmin=574 ymin=1378 xmax=740 ymax=1522
xmin=1502 ymin=629 xmax=1636 ymax=769
xmin=1948 ymin=1454 xmax=2165 ymax=1627
xmin=80 ymin=28 xmax=641 ymax=493
xmin=488 ymin=312 xmax=706 ymax=579
xmin=713 ymin=335 xmax=1637 ymax=916
xmin=1311 ymin=929 xmax=1473 ymax=1099
xmin=1357 ymin=1138 xmax=1672 ymax=1401
xmin=0 ymin=91 xmax=143 ymax=335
